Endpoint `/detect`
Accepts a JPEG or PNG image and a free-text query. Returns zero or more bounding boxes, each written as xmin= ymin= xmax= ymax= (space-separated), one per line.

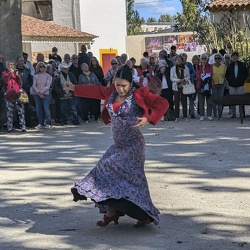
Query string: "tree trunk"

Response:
xmin=0 ymin=0 xmax=22 ymax=62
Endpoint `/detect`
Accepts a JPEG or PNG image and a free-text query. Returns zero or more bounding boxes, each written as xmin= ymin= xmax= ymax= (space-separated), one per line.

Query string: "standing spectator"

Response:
xmin=125 ymin=59 xmax=139 ymax=84
xmin=32 ymin=62 xmax=52 ymax=129
xmin=0 ymin=55 xmax=5 ymax=78
xmin=89 ymin=56 xmax=105 ymax=119
xmin=208 ymin=48 xmax=218 ymax=65
xmin=16 ymin=56 xmax=34 ymax=128
xmin=103 ymin=58 xmax=118 ymax=86
xmin=116 ymin=55 xmax=122 ymax=66
xmin=192 ymin=55 xmax=200 ymax=116
xmin=89 ymin=56 xmax=105 ymax=85
xmin=136 ymin=57 xmax=154 ymax=87
xmin=225 ymin=51 xmax=248 ymax=118
xmin=49 ymin=47 xmax=62 ymax=64
xmin=155 ymin=50 xmax=174 ymax=113
xmin=168 ymin=45 xmax=178 ymax=65
xmin=69 ymin=54 xmax=82 ymax=82
xmin=170 ymin=55 xmax=190 ymax=122
xmin=2 ymin=60 xmax=26 ymax=132
xmin=23 ymin=52 xmax=35 ymax=76
xmin=33 ymin=53 xmax=45 ymax=69
xmin=58 ymin=54 xmax=72 ymax=71
xmin=129 ymin=57 xmax=138 ymax=69
xmin=69 ymin=54 xmax=82 ymax=120
xmin=120 ymin=53 xmax=128 ymax=65
xmin=53 ymin=63 xmax=79 ymax=125
xmin=143 ymin=51 xmax=149 ymax=58
xmin=180 ymin=53 xmax=196 ymax=118
xmin=78 ymin=45 xmax=89 ymax=66
xmin=223 ymin=54 xmax=231 ymax=99
xmin=0 ymin=55 xmax=6 ymax=129
xmin=212 ymin=53 xmax=227 ymax=118
xmin=196 ymin=53 xmax=214 ymax=121
xmin=149 ymin=55 xmax=156 ymax=67
xmin=78 ymin=63 xmax=100 ymax=123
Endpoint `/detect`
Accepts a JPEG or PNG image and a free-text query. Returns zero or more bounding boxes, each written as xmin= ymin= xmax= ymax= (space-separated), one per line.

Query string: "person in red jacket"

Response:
xmin=2 ymin=60 xmax=26 ymax=133
xmin=196 ymin=53 xmax=214 ymax=121
xmin=65 ymin=65 xmax=169 ymax=228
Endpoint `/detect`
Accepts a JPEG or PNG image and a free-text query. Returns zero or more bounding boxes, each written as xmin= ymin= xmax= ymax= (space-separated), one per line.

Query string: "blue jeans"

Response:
xmin=212 ymin=84 xmax=225 ymax=115
xmin=33 ymin=94 xmax=51 ymax=125
xmin=60 ymin=97 xmax=79 ymax=124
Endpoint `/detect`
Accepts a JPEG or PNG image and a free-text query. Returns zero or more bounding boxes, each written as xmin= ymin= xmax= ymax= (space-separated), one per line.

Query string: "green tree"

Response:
xmin=126 ymin=0 xmax=142 ymax=35
xmin=147 ymin=17 xmax=157 ymax=23
xmin=158 ymin=14 xmax=173 ymax=23
xmin=0 ymin=0 xmax=22 ymax=61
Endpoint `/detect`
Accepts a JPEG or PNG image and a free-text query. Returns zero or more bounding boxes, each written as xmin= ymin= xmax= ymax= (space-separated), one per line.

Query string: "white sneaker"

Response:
xmin=85 ymin=121 xmax=89 ymax=124
xmin=200 ymin=116 xmax=204 ymax=121
xmin=35 ymin=124 xmax=43 ymax=129
xmin=175 ymin=118 xmax=179 ymax=123
xmin=208 ymin=116 xmax=214 ymax=121
xmin=44 ymin=124 xmax=51 ymax=129
xmin=160 ymin=116 xmax=164 ymax=122
xmin=183 ymin=118 xmax=189 ymax=122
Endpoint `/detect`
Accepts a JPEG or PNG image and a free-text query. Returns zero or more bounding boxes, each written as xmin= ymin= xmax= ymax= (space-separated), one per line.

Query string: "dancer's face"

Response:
xmin=115 ymin=78 xmax=132 ymax=97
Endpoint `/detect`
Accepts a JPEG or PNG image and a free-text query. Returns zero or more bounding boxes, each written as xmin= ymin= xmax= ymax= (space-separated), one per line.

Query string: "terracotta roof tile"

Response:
xmin=22 ymin=15 xmax=97 ymax=39
xmin=208 ymin=0 xmax=250 ymax=11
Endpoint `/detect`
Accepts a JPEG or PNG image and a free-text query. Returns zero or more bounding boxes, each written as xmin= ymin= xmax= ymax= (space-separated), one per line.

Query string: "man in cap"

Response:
xmin=52 ymin=62 xmax=80 ymax=125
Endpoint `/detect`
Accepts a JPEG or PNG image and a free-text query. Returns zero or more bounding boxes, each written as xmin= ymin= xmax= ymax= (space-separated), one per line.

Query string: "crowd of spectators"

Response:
xmin=0 ymin=44 xmax=249 ymax=133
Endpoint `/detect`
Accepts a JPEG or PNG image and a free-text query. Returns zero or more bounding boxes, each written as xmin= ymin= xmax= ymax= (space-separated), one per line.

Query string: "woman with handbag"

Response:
xmin=2 ymin=60 xmax=26 ymax=133
xmin=170 ymin=55 xmax=191 ymax=122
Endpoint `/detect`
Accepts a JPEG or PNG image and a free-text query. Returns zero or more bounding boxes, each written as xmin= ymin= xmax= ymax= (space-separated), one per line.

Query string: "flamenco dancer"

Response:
xmin=64 ymin=65 xmax=169 ymax=227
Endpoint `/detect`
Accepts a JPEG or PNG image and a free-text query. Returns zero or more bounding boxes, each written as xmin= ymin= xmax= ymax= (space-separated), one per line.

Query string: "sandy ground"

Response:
xmin=0 ymin=108 xmax=250 ymax=250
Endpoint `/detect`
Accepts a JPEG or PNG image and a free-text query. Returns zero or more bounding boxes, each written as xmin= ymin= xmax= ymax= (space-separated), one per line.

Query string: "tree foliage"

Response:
xmin=126 ymin=0 xmax=142 ymax=35
xmin=176 ymin=0 xmax=250 ymax=58
xmin=147 ymin=17 xmax=157 ymax=23
xmin=158 ymin=14 xmax=174 ymax=23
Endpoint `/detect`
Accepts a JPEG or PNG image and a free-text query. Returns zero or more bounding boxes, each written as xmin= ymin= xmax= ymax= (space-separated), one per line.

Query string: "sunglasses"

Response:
xmin=40 ymin=66 xmax=45 ymax=68
xmin=225 ymin=57 xmax=230 ymax=59
xmin=215 ymin=58 xmax=221 ymax=60
xmin=201 ymin=58 xmax=207 ymax=60
xmin=111 ymin=63 xmax=117 ymax=65
xmin=72 ymin=57 xmax=78 ymax=59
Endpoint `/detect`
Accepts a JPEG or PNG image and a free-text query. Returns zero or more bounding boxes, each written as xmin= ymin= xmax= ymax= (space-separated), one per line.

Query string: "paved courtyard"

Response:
xmin=0 ymin=109 xmax=250 ymax=250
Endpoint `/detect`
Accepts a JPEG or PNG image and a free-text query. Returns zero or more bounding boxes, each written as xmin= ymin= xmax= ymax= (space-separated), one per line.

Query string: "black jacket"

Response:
xmin=52 ymin=72 xmax=77 ymax=98
xmin=226 ymin=61 xmax=248 ymax=87
xmin=155 ymin=59 xmax=173 ymax=90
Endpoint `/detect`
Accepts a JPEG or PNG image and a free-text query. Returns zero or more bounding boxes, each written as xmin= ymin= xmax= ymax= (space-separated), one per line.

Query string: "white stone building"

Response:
xmin=22 ymin=0 xmax=127 ymax=72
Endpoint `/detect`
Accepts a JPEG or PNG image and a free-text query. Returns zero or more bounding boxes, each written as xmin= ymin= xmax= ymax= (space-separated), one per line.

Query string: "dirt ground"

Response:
xmin=0 ymin=107 xmax=250 ymax=250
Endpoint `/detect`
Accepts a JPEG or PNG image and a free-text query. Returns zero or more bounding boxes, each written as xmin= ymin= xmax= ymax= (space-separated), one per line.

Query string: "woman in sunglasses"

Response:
xmin=31 ymin=62 xmax=52 ymax=129
xmin=211 ymin=53 xmax=227 ymax=118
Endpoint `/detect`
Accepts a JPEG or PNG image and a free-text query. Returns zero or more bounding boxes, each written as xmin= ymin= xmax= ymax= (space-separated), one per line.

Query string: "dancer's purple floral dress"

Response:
xmin=72 ymin=88 xmax=160 ymax=225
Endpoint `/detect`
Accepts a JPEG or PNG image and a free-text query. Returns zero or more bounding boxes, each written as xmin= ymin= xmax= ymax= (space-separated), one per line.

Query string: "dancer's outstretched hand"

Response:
xmin=132 ymin=117 xmax=149 ymax=128
xmin=63 ymin=82 xmax=75 ymax=91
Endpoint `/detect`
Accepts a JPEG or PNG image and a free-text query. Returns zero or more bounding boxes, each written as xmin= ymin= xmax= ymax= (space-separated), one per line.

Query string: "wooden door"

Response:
xmin=102 ymin=53 xmax=116 ymax=75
